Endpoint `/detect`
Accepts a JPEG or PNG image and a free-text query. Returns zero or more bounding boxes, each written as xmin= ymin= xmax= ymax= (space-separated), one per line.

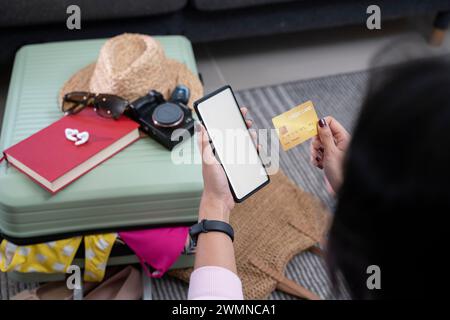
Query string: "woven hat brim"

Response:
xmin=58 ymin=63 xmax=96 ymax=109
xmin=58 ymin=59 xmax=203 ymax=111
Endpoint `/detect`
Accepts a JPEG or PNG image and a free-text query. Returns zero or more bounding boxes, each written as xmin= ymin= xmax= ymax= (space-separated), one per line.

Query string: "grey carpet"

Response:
xmin=1 ymin=69 xmax=368 ymax=300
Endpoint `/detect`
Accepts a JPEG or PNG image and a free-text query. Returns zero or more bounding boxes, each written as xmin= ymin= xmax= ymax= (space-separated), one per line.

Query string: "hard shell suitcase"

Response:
xmin=0 ymin=36 xmax=203 ymax=245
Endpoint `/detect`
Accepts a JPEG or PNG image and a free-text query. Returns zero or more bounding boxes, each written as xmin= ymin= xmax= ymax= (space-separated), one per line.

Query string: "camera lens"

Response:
xmin=151 ymin=102 xmax=185 ymax=128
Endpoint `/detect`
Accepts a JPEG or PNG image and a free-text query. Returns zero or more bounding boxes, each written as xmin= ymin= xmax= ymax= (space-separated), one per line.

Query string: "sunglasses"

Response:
xmin=62 ymin=92 xmax=131 ymax=120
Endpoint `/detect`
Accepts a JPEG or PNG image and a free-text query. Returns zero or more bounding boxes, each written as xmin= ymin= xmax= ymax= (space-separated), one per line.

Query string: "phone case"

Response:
xmin=193 ymin=85 xmax=270 ymax=203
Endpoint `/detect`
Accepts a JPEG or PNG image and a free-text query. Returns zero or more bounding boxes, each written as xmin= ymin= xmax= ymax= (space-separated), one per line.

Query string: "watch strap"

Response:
xmin=189 ymin=219 xmax=234 ymax=246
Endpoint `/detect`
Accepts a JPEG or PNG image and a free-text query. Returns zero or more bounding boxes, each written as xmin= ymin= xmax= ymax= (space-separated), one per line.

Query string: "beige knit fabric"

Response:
xmin=59 ymin=33 xmax=203 ymax=110
xmin=170 ymin=171 xmax=331 ymax=299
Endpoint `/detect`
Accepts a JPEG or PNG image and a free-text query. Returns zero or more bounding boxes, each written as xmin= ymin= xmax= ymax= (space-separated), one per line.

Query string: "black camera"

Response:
xmin=128 ymin=85 xmax=195 ymax=150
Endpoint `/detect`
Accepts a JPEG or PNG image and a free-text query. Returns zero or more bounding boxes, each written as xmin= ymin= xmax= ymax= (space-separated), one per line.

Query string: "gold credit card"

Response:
xmin=272 ymin=101 xmax=319 ymax=151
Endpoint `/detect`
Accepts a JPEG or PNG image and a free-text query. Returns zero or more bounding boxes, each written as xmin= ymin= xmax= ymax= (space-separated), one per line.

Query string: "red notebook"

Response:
xmin=3 ymin=108 xmax=140 ymax=193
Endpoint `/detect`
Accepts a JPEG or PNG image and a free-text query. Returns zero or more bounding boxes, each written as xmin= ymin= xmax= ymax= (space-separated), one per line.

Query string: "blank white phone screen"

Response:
xmin=197 ymin=87 xmax=269 ymax=200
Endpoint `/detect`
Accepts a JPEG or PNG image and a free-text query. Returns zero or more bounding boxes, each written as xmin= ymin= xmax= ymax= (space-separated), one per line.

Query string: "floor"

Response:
xmin=193 ymin=17 xmax=450 ymax=94
xmin=0 ymin=66 xmax=11 ymax=131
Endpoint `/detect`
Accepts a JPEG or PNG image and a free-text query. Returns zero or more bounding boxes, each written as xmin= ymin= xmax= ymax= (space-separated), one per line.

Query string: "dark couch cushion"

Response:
xmin=192 ymin=0 xmax=298 ymax=11
xmin=1 ymin=0 xmax=187 ymax=27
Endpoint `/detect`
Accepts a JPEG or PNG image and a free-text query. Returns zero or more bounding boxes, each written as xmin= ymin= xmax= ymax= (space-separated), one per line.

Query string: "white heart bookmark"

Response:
xmin=65 ymin=128 xmax=89 ymax=146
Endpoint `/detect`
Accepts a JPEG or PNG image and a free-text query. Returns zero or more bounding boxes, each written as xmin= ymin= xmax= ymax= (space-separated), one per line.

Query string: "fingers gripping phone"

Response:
xmin=194 ymin=85 xmax=270 ymax=202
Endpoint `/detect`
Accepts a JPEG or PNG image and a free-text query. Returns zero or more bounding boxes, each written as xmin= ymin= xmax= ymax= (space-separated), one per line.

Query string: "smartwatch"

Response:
xmin=189 ymin=219 xmax=234 ymax=247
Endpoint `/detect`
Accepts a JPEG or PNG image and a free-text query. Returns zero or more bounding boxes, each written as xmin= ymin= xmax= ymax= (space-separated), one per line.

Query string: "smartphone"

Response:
xmin=194 ymin=85 xmax=270 ymax=202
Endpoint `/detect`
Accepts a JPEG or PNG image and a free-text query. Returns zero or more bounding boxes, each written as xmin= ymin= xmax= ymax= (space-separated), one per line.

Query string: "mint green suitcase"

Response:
xmin=0 ymin=36 xmax=202 ymax=277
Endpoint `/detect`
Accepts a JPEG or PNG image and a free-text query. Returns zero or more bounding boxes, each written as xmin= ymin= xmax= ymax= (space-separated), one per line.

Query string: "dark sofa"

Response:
xmin=1 ymin=0 xmax=450 ymax=67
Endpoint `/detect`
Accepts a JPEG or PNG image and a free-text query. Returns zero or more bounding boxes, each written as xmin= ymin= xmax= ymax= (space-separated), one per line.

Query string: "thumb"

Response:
xmin=317 ymin=118 xmax=336 ymax=154
xmin=197 ymin=123 xmax=218 ymax=166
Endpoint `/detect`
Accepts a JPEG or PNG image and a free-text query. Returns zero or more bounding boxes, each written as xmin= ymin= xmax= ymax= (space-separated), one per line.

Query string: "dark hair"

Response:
xmin=327 ymin=53 xmax=450 ymax=299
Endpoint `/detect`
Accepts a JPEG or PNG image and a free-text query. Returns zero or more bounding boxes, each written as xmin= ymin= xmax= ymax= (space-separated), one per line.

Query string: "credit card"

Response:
xmin=272 ymin=100 xmax=319 ymax=151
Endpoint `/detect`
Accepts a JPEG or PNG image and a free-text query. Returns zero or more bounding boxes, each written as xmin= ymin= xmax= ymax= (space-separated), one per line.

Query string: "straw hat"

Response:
xmin=59 ymin=33 xmax=203 ymax=110
xmin=170 ymin=171 xmax=331 ymax=300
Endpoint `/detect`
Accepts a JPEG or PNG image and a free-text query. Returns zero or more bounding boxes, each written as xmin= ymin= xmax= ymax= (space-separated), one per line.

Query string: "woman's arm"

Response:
xmin=194 ymin=195 xmax=237 ymax=273
xmin=188 ymin=108 xmax=253 ymax=300
xmin=188 ymin=168 xmax=241 ymax=300
xmin=188 ymin=200 xmax=242 ymax=300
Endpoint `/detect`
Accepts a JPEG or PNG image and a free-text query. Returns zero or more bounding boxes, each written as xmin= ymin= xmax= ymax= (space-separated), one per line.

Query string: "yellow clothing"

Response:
xmin=82 ymin=233 xmax=117 ymax=282
xmin=0 ymin=237 xmax=82 ymax=274
xmin=0 ymin=233 xmax=117 ymax=282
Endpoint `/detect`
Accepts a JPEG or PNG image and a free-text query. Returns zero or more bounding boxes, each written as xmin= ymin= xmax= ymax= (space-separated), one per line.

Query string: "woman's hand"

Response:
xmin=197 ymin=107 xmax=255 ymax=223
xmin=310 ymin=116 xmax=351 ymax=193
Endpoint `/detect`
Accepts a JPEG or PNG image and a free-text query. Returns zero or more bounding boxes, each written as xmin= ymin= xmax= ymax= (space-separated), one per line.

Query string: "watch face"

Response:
xmin=152 ymin=102 xmax=184 ymax=128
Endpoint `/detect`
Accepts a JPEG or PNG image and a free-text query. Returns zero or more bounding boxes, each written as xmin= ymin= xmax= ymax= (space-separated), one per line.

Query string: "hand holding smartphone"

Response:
xmin=194 ymin=86 xmax=270 ymax=202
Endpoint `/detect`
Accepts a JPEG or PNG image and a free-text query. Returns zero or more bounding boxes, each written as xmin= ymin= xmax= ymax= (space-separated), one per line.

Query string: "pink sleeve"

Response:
xmin=188 ymin=266 xmax=244 ymax=300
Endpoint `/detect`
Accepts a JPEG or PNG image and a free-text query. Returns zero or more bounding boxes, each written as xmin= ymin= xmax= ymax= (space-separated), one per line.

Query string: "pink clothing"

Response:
xmin=120 ymin=227 xmax=244 ymax=299
xmin=119 ymin=227 xmax=189 ymax=278
xmin=188 ymin=266 xmax=244 ymax=300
